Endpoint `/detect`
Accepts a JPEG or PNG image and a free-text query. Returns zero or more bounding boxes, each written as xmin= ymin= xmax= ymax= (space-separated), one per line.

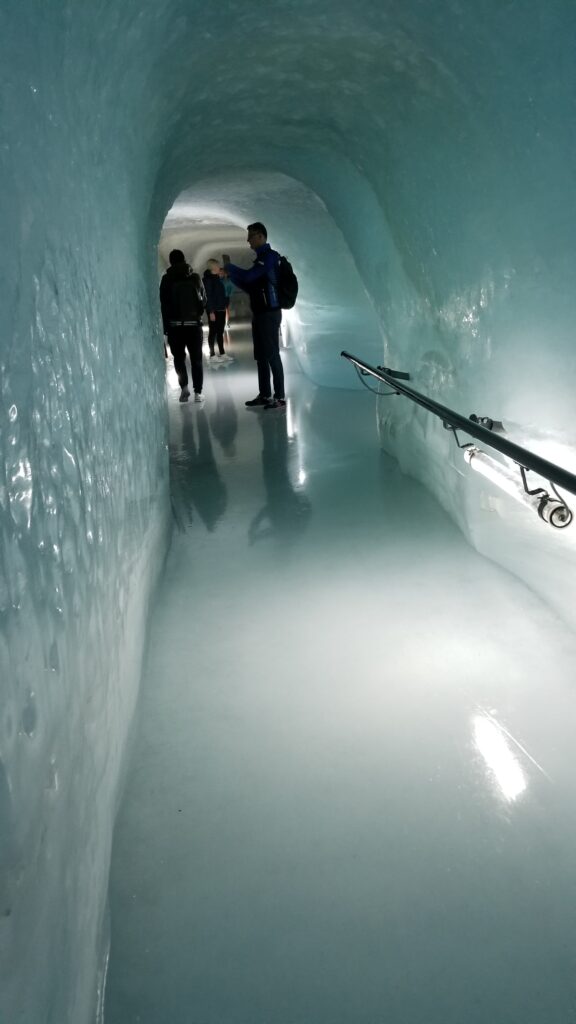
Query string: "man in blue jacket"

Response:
xmin=223 ymin=223 xmax=285 ymax=409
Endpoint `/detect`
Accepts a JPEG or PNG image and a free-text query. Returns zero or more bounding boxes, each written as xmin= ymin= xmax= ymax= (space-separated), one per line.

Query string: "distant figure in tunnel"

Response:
xmin=160 ymin=250 xmax=207 ymax=403
xmin=221 ymin=257 xmax=234 ymax=330
xmin=202 ymin=259 xmax=232 ymax=364
xmin=223 ymin=223 xmax=285 ymax=410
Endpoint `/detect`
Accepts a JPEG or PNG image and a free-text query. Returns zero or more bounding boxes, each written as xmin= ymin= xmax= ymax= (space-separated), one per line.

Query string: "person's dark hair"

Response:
xmin=247 ymin=222 xmax=267 ymax=239
xmin=169 ymin=249 xmax=185 ymax=265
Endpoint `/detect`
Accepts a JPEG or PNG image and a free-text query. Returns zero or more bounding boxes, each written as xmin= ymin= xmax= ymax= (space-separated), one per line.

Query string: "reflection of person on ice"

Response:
xmin=248 ymin=414 xmax=311 ymax=546
xmin=160 ymin=249 xmax=206 ymax=403
xmin=223 ymin=222 xmax=286 ymax=410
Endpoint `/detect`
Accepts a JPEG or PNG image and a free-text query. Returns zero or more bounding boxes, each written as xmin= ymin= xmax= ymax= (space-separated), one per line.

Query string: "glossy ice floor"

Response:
xmin=105 ymin=328 xmax=576 ymax=1024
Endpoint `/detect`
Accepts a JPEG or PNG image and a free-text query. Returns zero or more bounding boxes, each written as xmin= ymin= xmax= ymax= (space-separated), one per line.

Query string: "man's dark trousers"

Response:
xmin=167 ymin=324 xmax=204 ymax=393
xmin=208 ymin=310 xmax=226 ymax=356
xmin=252 ymin=309 xmax=284 ymax=400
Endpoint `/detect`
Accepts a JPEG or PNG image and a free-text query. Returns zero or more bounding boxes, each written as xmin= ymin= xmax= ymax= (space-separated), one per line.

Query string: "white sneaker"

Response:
xmin=194 ymin=392 xmax=204 ymax=403
xmin=179 ymin=387 xmax=190 ymax=403
xmin=221 ymin=353 xmax=234 ymax=362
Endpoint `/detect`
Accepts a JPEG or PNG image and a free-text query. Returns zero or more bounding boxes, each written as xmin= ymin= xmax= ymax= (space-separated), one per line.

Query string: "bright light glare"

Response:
xmin=473 ymin=715 xmax=527 ymax=802
xmin=465 ymin=449 xmax=526 ymax=502
xmin=464 ymin=448 xmax=555 ymax=521
xmin=286 ymin=400 xmax=296 ymax=439
xmin=280 ymin=306 xmax=303 ymax=351
xmin=10 ymin=457 xmax=33 ymax=528
xmin=298 ymin=468 xmax=307 ymax=485
xmin=522 ymin=439 xmax=576 ymax=478
xmin=166 ymin=363 xmax=179 ymax=389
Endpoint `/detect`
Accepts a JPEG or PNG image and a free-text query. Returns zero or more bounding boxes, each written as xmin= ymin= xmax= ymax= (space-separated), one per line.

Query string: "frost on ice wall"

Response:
xmin=1 ymin=0 xmax=576 ymax=1020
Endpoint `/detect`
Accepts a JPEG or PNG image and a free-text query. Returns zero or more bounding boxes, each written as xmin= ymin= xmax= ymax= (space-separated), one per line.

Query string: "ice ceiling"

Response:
xmin=1 ymin=1 xmax=576 ymax=1020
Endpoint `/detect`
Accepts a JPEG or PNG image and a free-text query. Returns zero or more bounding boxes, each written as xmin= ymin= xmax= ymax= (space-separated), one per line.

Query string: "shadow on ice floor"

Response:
xmin=105 ymin=326 xmax=576 ymax=1024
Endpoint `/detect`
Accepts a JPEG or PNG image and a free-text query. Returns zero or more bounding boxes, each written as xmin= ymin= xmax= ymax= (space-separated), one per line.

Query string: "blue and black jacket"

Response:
xmin=224 ymin=243 xmax=280 ymax=314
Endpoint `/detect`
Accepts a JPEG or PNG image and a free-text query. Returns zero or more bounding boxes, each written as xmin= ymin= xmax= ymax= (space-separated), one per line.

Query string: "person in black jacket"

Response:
xmin=160 ymin=250 xmax=207 ymax=403
xmin=202 ymin=259 xmax=232 ymax=364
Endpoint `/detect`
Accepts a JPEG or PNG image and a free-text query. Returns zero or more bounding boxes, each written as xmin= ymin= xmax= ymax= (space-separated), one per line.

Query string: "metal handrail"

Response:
xmin=341 ymin=350 xmax=576 ymax=500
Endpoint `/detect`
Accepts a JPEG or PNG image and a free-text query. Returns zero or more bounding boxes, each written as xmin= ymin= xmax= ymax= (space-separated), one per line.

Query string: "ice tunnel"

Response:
xmin=2 ymin=1 xmax=576 ymax=1021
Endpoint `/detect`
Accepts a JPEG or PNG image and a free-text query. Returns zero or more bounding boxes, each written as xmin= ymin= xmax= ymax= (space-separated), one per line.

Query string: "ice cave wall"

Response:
xmin=0 ymin=4 xmax=172 ymax=1021
xmin=1 ymin=1 xmax=576 ymax=1021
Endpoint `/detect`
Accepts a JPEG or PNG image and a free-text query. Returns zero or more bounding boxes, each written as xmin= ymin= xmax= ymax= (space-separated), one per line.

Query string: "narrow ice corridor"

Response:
xmin=105 ymin=330 xmax=576 ymax=1024
xmin=4 ymin=4 xmax=576 ymax=1020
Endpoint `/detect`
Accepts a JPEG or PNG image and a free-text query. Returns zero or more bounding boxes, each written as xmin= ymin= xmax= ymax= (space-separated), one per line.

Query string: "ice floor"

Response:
xmin=105 ymin=327 xmax=576 ymax=1024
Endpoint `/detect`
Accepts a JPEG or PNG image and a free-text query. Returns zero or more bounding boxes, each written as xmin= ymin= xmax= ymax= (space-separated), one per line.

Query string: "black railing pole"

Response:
xmin=341 ymin=350 xmax=576 ymax=499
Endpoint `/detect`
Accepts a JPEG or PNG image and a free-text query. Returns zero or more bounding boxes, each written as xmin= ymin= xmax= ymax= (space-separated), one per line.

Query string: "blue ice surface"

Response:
xmin=1 ymin=1 xmax=576 ymax=1020
xmin=105 ymin=334 xmax=576 ymax=1024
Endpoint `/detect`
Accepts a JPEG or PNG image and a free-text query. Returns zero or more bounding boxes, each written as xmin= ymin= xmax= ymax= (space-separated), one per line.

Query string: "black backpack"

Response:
xmin=275 ymin=256 xmax=298 ymax=309
xmin=172 ymin=273 xmax=205 ymax=322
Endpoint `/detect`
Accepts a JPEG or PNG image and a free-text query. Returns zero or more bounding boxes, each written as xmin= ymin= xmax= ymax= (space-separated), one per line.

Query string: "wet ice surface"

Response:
xmin=106 ymin=328 xmax=576 ymax=1024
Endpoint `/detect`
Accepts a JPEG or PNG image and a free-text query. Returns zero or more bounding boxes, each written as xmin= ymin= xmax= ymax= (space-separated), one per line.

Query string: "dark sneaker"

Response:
xmin=245 ymin=395 xmax=268 ymax=407
xmin=179 ymin=387 xmax=190 ymax=403
xmin=263 ymin=398 xmax=286 ymax=410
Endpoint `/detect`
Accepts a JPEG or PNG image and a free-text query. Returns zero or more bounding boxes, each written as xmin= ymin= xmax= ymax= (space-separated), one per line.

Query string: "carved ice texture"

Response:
xmin=1 ymin=1 xmax=575 ymax=1021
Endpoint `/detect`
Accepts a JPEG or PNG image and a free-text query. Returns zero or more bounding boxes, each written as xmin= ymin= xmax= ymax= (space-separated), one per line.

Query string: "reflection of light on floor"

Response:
xmin=286 ymin=399 xmax=296 ymax=439
xmin=298 ymin=468 xmax=307 ymax=486
xmin=473 ymin=714 xmax=527 ymax=802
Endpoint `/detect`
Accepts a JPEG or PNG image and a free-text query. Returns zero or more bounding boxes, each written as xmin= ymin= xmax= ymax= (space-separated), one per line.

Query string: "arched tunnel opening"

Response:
xmin=159 ymin=172 xmax=386 ymax=385
xmin=2 ymin=3 xmax=576 ymax=1022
